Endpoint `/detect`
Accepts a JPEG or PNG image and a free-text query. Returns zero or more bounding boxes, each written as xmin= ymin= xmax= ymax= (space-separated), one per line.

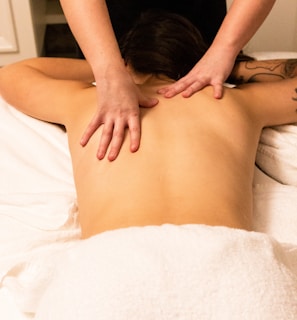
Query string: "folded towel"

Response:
xmin=35 ymin=224 xmax=297 ymax=319
xmin=256 ymin=125 xmax=297 ymax=186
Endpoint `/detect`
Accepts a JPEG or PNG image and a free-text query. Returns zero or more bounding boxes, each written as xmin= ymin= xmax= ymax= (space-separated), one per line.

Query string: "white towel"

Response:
xmin=35 ymin=224 xmax=297 ymax=319
xmin=256 ymin=125 xmax=297 ymax=186
xmin=0 ymin=192 xmax=80 ymax=314
xmin=253 ymin=183 xmax=297 ymax=246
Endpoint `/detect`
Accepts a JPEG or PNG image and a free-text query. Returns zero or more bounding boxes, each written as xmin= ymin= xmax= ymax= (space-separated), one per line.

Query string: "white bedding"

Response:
xmin=1 ymin=51 xmax=297 ymax=319
xmin=0 ymin=97 xmax=80 ymax=319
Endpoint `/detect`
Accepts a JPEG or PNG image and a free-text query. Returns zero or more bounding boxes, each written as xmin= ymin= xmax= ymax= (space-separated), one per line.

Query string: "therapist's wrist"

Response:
xmin=93 ymin=60 xmax=129 ymax=84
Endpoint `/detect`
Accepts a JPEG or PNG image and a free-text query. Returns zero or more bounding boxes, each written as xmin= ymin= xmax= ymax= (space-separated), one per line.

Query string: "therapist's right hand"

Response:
xmin=80 ymin=67 xmax=158 ymax=161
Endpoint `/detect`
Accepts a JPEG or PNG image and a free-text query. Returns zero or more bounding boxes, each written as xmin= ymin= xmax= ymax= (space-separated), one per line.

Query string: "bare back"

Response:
xmin=1 ymin=58 xmax=297 ymax=239
xmin=67 ymin=84 xmax=262 ymax=238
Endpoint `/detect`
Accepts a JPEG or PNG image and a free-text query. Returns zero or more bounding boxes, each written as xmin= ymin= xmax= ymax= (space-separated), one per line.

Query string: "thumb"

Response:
xmin=213 ymin=83 xmax=224 ymax=99
xmin=139 ymin=95 xmax=159 ymax=108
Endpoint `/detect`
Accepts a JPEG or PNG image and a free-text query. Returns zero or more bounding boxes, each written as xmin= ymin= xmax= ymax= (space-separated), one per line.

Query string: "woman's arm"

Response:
xmin=0 ymin=58 xmax=93 ymax=125
xmin=15 ymin=57 xmax=94 ymax=82
xmin=230 ymin=59 xmax=297 ymax=84
xmin=60 ymin=0 xmax=158 ymax=161
xmin=60 ymin=0 xmax=121 ymax=80
xmin=159 ymin=0 xmax=276 ymax=99
xmin=212 ymin=0 xmax=276 ymax=62
xmin=239 ymin=59 xmax=297 ymax=127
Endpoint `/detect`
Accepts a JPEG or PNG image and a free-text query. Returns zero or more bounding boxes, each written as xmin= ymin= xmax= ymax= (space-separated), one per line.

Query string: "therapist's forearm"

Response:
xmin=211 ymin=0 xmax=276 ymax=58
xmin=60 ymin=0 xmax=124 ymax=76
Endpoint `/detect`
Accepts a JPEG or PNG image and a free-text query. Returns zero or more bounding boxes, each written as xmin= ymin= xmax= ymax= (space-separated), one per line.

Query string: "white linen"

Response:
xmin=0 ymin=96 xmax=75 ymax=194
xmin=248 ymin=51 xmax=297 ymax=60
xmin=256 ymin=125 xmax=297 ymax=186
xmin=35 ymin=224 xmax=297 ymax=319
xmin=253 ymin=183 xmax=297 ymax=245
xmin=0 ymin=96 xmax=79 ymax=319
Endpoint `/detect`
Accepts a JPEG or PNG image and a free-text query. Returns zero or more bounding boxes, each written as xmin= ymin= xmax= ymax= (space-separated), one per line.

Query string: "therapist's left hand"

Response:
xmin=158 ymin=46 xmax=236 ymax=99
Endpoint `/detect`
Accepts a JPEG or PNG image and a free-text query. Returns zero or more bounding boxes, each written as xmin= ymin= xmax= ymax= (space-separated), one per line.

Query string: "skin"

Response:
xmin=59 ymin=0 xmax=276 ymax=161
xmin=0 ymin=58 xmax=297 ymax=239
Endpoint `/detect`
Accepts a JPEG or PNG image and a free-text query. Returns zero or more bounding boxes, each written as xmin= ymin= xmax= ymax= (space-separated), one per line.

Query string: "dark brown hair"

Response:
xmin=119 ymin=10 xmax=208 ymax=80
xmin=119 ymin=10 xmax=252 ymax=81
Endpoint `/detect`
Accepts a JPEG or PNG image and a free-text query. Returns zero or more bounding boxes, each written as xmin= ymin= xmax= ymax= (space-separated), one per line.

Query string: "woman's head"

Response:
xmin=119 ymin=10 xmax=208 ymax=81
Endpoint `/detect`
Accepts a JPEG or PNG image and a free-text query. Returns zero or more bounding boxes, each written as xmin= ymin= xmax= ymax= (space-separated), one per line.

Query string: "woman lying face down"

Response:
xmin=0 ymin=11 xmax=296 ymax=238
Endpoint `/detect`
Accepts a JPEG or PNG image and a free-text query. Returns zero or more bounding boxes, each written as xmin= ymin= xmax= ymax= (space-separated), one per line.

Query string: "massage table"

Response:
xmin=0 ymin=52 xmax=297 ymax=319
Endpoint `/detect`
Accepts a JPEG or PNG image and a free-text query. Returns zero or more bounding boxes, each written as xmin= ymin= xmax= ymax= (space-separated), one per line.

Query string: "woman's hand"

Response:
xmin=80 ymin=68 xmax=158 ymax=161
xmin=158 ymin=46 xmax=236 ymax=100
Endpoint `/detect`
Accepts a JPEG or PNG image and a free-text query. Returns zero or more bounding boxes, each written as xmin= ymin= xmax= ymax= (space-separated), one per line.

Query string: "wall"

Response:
xmin=226 ymin=0 xmax=297 ymax=53
xmin=0 ymin=0 xmax=47 ymax=66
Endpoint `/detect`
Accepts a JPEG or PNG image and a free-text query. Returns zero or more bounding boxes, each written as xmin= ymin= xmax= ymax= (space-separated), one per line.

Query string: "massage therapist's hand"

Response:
xmin=158 ymin=46 xmax=236 ymax=100
xmin=80 ymin=67 xmax=158 ymax=161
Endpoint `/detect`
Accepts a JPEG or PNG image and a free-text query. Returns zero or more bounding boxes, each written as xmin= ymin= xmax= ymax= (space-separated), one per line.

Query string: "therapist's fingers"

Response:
xmin=159 ymin=76 xmax=225 ymax=99
xmin=97 ymin=119 xmax=114 ymax=160
xmin=181 ymin=80 xmax=225 ymax=99
xmin=127 ymin=113 xmax=141 ymax=153
xmin=106 ymin=114 xmax=141 ymax=161
xmin=96 ymin=112 xmax=141 ymax=161
xmin=180 ymin=80 xmax=207 ymax=98
xmin=80 ymin=114 xmax=103 ymax=147
xmin=212 ymin=83 xmax=224 ymax=99
xmin=158 ymin=77 xmax=193 ymax=98
xmin=159 ymin=74 xmax=211 ymax=98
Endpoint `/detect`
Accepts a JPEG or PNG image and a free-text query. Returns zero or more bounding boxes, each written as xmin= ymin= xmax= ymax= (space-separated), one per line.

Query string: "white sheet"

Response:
xmin=0 ymin=96 xmax=75 ymax=194
xmin=0 ymin=97 xmax=80 ymax=319
xmin=1 ymin=51 xmax=297 ymax=319
xmin=253 ymin=124 xmax=297 ymax=245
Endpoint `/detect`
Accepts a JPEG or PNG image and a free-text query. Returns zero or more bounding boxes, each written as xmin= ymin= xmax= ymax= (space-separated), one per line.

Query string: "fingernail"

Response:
xmin=80 ymin=138 xmax=86 ymax=146
xmin=97 ymin=152 xmax=104 ymax=160
xmin=108 ymin=154 xmax=116 ymax=161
